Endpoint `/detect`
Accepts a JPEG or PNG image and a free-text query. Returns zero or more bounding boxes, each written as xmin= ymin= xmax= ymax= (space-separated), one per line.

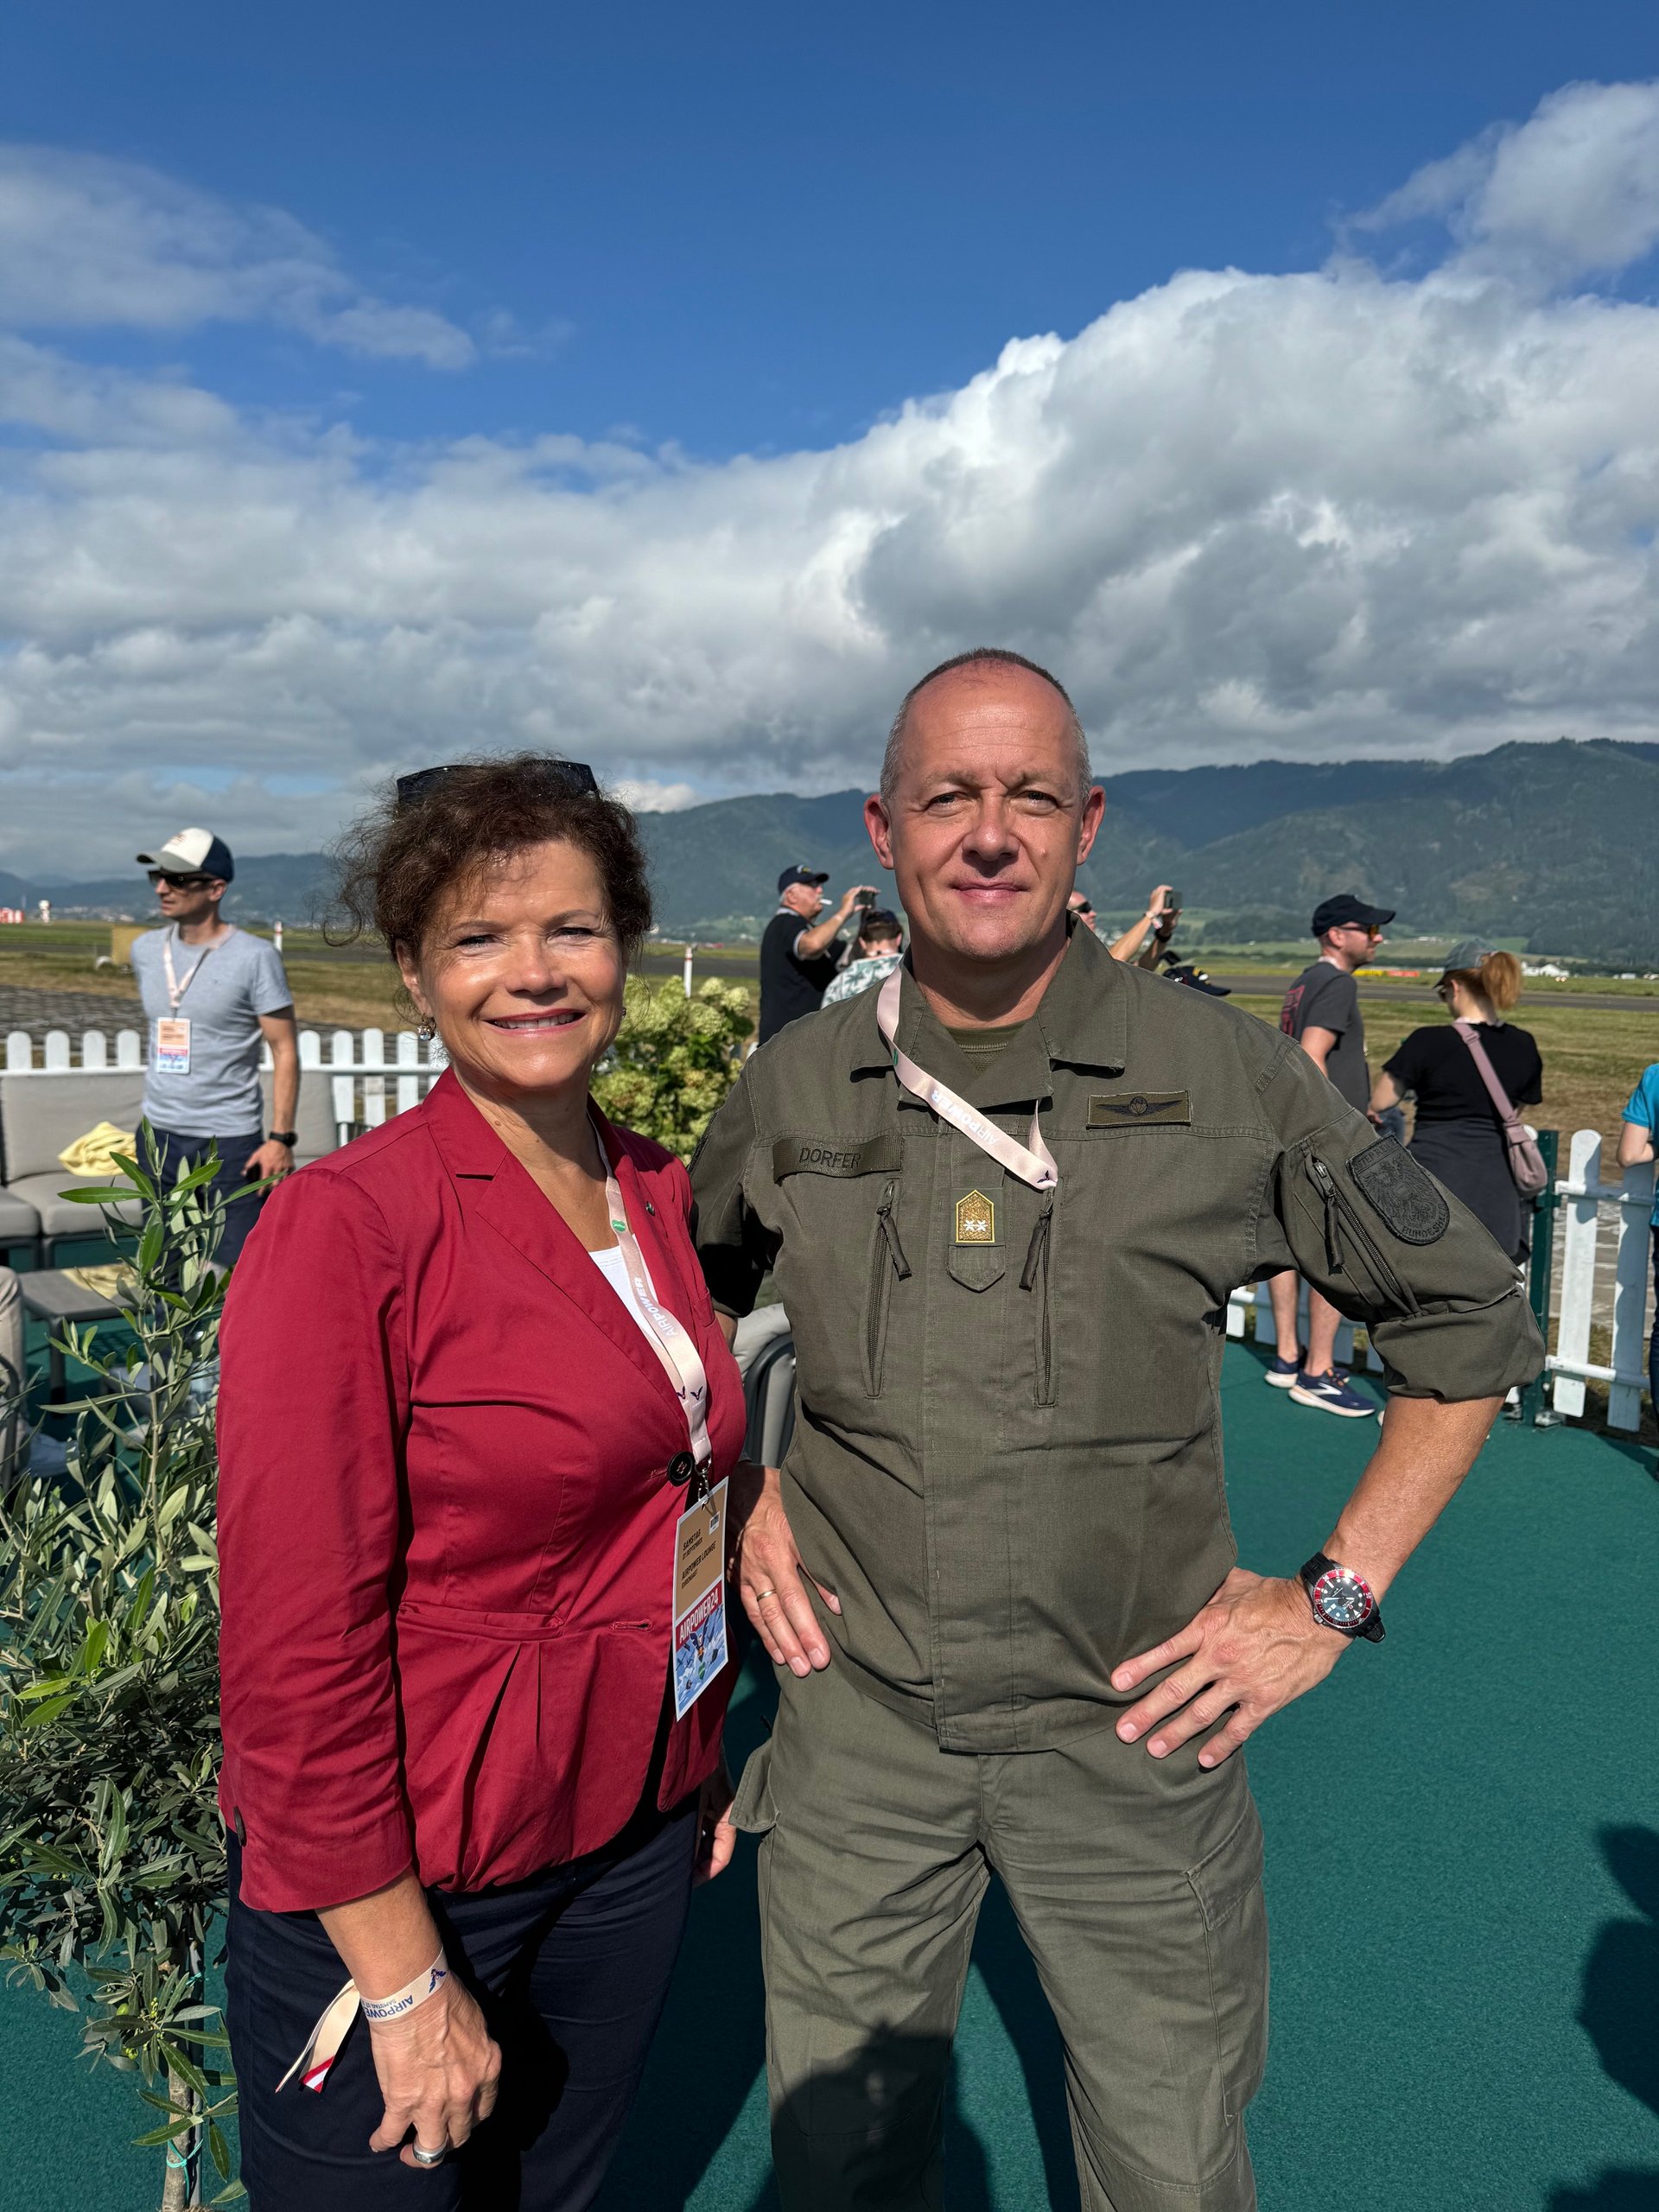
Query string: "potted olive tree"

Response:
xmin=0 ymin=1143 xmax=243 ymax=2206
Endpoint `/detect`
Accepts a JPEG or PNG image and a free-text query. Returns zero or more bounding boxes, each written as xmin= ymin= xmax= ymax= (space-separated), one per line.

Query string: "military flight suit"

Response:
xmin=691 ymin=923 xmax=1541 ymax=2212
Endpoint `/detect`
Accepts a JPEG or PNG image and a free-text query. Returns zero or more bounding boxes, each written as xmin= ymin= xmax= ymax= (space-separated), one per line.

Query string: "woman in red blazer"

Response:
xmin=217 ymin=757 xmax=749 ymax=2209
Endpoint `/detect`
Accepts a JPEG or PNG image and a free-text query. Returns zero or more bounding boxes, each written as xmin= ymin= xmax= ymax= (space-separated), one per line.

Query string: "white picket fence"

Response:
xmin=1225 ymin=1281 xmax=1386 ymax=1372
xmin=1545 ymin=1133 xmax=1654 ymax=1432
xmin=3 ymin=1026 xmax=448 ymax=1143
xmin=5 ymin=1045 xmax=1654 ymax=1433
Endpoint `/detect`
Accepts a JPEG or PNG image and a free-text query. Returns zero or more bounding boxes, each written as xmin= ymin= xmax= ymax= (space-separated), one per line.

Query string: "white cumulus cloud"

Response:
xmin=3 ymin=82 xmax=1659 ymax=873
xmin=1356 ymin=78 xmax=1659 ymax=284
xmin=0 ymin=144 xmax=474 ymax=366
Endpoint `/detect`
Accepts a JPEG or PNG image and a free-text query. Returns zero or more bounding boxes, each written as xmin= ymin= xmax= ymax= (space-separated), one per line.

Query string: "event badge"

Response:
xmin=671 ymin=1478 xmax=728 ymax=1720
xmin=155 ymin=1017 xmax=191 ymax=1072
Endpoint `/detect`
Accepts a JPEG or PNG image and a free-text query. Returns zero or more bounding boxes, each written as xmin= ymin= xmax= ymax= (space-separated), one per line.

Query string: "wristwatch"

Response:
xmin=267 ymin=1130 xmax=298 ymax=1147
xmin=1299 ymin=1553 xmax=1385 ymax=1643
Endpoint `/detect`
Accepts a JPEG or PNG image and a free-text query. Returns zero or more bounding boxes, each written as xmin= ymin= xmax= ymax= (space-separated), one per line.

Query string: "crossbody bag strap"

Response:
xmin=1452 ymin=1020 xmax=1522 ymax=1130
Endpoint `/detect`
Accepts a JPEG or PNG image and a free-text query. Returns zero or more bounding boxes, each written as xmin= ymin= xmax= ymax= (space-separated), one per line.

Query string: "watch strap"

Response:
xmin=267 ymin=1130 xmax=298 ymax=1147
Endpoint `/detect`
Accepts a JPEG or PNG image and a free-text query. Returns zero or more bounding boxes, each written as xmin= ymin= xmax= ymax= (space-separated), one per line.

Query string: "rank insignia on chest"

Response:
xmin=954 ymin=1190 xmax=996 ymax=1245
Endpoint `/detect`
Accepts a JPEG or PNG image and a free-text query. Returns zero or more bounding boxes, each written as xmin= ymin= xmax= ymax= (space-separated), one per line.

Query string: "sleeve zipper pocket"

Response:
xmin=1307 ymin=1158 xmax=1420 ymax=1317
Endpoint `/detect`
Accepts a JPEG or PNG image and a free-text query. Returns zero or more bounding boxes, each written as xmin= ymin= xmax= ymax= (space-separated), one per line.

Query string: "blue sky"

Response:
xmin=9 ymin=0 xmax=1657 ymax=456
xmin=3 ymin=4 xmax=1659 ymax=867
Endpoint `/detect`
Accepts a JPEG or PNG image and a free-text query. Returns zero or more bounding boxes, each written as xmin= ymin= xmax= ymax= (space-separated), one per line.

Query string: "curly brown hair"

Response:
xmin=328 ymin=756 xmax=653 ymax=1010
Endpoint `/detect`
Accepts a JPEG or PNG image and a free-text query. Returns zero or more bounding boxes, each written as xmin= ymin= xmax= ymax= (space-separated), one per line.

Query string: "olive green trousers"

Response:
xmin=734 ymin=1660 xmax=1267 ymax=2212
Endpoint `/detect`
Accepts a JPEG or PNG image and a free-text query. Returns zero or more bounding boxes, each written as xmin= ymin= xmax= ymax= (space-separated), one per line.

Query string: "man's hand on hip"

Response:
xmin=1110 ymin=1567 xmax=1346 ymax=1768
xmin=731 ymin=1460 xmax=840 ymax=1677
xmin=244 ymin=1138 xmax=295 ymax=1182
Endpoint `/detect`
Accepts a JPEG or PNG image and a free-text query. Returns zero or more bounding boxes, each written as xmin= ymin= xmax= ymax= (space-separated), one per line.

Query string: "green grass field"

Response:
xmin=4 ymin=925 xmax=1653 ymax=1148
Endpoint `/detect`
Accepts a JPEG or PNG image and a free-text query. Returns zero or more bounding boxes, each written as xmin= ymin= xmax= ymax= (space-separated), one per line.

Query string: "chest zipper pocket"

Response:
xmin=1307 ymin=1158 xmax=1420 ymax=1317
xmin=865 ymin=1181 xmax=910 ymax=1397
xmin=1020 ymin=1194 xmax=1056 ymax=1406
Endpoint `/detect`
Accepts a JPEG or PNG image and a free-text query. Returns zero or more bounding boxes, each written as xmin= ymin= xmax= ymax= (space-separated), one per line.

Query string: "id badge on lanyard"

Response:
xmin=593 ymin=1115 xmax=727 ymax=1718
xmin=157 ymin=929 xmax=211 ymax=1077
xmin=155 ymin=1016 xmax=191 ymax=1072
xmin=671 ymin=1478 xmax=728 ymax=1719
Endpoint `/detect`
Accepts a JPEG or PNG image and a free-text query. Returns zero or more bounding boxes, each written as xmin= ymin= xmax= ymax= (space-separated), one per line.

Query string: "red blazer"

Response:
xmin=216 ymin=1070 xmax=747 ymax=1913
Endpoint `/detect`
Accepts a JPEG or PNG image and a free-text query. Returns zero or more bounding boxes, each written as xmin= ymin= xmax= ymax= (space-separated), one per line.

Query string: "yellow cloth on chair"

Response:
xmin=57 ymin=1122 xmax=137 ymax=1175
xmin=59 ymin=1262 xmax=138 ymax=1303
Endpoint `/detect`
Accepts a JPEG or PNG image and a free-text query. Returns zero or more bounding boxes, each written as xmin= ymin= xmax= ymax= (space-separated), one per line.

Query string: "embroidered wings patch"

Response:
xmin=1087 ymin=1091 xmax=1190 ymax=1127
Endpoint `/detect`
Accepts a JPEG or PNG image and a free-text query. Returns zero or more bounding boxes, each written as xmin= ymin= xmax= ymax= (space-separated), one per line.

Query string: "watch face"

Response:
xmin=1311 ymin=1565 xmax=1375 ymax=1630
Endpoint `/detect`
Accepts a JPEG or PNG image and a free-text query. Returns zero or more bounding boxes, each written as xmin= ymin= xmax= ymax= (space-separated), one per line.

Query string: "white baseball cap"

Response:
xmin=136 ymin=828 xmax=235 ymax=881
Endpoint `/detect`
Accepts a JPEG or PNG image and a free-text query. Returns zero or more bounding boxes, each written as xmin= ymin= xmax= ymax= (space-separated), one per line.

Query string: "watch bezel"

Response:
xmin=1309 ymin=1563 xmax=1376 ymax=1632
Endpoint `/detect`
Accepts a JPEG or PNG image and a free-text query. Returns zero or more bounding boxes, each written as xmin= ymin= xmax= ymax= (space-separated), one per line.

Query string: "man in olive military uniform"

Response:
xmin=694 ymin=648 xmax=1541 ymax=2212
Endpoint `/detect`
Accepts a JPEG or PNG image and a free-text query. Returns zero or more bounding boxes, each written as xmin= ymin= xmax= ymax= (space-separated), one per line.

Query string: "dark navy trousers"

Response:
xmin=147 ymin=1126 xmax=267 ymax=1266
xmin=226 ymin=1796 xmax=697 ymax=2209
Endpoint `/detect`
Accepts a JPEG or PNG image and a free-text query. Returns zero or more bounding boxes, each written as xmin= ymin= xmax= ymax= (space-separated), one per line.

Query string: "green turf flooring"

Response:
xmin=5 ymin=1340 xmax=1656 ymax=2209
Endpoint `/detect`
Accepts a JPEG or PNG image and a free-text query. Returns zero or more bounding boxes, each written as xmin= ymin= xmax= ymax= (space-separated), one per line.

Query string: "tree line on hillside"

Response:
xmin=6 ymin=738 xmax=1656 ymax=965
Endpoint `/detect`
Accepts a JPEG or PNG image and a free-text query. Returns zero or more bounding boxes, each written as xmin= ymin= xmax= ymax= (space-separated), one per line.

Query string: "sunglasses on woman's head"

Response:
xmin=395 ymin=760 xmax=600 ymax=810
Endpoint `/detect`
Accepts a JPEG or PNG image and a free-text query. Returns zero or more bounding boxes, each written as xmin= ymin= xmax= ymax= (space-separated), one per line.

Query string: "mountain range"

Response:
xmin=4 ymin=737 xmax=1656 ymax=964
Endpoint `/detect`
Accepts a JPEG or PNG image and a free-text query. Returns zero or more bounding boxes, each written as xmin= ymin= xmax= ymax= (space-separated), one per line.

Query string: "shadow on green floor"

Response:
xmin=6 ymin=1338 xmax=1659 ymax=2209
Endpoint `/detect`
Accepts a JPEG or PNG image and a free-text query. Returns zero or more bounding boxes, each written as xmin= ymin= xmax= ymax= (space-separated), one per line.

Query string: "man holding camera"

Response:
xmin=758 ymin=865 xmax=879 ymax=1043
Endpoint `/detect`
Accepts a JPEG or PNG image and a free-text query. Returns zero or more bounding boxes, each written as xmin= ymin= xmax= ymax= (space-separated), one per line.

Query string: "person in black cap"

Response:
xmin=758 ymin=865 xmax=876 ymax=1044
xmin=1264 ymin=893 xmax=1395 ymax=1415
xmin=130 ymin=827 xmax=300 ymax=1264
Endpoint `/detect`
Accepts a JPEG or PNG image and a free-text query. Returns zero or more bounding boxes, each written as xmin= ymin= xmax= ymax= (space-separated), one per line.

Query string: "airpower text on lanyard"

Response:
xmin=593 ymin=1117 xmax=729 ymax=1719
xmin=874 ymin=971 xmax=1058 ymax=1192
xmin=594 ymin=1116 xmax=714 ymax=1478
xmin=154 ymin=927 xmax=213 ymax=1074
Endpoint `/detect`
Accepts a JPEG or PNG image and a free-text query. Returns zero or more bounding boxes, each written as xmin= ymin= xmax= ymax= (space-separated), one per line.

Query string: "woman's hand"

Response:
xmin=319 ymin=1870 xmax=500 ymax=2171
xmin=694 ymin=1756 xmax=738 ymax=1885
xmin=366 ymin=1976 xmax=502 ymax=2171
xmin=729 ymin=1459 xmax=839 ymax=1676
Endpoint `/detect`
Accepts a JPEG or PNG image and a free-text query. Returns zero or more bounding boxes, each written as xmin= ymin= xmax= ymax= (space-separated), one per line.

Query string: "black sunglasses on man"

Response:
xmin=148 ymin=869 xmax=219 ymax=890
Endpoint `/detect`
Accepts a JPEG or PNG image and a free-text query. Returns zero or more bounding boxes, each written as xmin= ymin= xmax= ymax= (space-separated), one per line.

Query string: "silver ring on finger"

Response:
xmin=410 ymin=2143 xmax=448 ymax=2169
xmin=751 ymin=1586 xmax=777 ymax=1603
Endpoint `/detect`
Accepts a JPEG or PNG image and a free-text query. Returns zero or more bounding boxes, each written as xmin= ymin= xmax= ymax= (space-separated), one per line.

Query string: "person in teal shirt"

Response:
xmin=1617 ymin=1062 xmax=1659 ymax=1416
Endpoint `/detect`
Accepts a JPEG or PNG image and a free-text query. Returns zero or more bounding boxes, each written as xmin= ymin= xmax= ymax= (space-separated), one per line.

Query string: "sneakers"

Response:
xmin=1288 ymin=1368 xmax=1378 ymax=1419
xmin=1264 ymin=1351 xmax=1304 ymax=1388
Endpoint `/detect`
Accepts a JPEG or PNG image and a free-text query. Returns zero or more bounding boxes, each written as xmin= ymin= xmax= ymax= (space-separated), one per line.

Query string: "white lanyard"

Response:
xmin=594 ymin=1117 xmax=714 ymax=1473
xmin=875 ymin=971 xmax=1058 ymax=1192
xmin=161 ymin=926 xmax=213 ymax=1011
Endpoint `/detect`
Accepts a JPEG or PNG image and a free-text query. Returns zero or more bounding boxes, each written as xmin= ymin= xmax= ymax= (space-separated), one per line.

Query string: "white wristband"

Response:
xmin=360 ymin=1951 xmax=448 ymax=2024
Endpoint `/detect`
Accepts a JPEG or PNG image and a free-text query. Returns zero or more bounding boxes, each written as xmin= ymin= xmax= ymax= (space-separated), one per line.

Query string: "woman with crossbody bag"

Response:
xmin=1368 ymin=944 xmax=1544 ymax=1262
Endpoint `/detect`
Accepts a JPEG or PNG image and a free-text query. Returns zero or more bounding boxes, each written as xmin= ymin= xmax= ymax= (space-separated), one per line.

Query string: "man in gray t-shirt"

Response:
xmin=1280 ymin=954 xmax=1370 ymax=1109
xmin=130 ymin=828 xmax=299 ymax=1264
xmin=1264 ymin=892 xmax=1395 ymax=1416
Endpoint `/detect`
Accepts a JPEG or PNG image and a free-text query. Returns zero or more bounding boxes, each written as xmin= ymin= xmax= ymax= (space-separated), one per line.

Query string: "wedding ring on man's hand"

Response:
xmin=409 ymin=2143 xmax=448 ymax=2168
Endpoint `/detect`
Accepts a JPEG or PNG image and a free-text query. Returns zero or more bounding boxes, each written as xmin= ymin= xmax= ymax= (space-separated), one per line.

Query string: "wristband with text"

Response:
xmin=361 ymin=1950 xmax=449 ymax=2023
xmin=277 ymin=1951 xmax=448 ymax=2095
